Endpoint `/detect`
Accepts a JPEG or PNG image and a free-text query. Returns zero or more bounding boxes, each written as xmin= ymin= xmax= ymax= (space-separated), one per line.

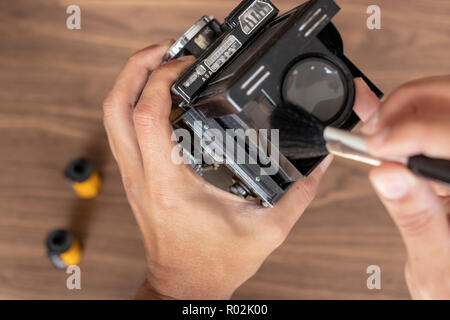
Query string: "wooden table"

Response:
xmin=0 ymin=0 xmax=449 ymax=299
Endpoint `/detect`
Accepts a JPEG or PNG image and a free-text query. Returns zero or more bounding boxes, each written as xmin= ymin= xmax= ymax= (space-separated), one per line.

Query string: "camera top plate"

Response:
xmin=172 ymin=0 xmax=279 ymax=103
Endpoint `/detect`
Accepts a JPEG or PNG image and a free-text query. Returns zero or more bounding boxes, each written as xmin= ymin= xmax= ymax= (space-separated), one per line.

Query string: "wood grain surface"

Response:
xmin=0 ymin=0 xmax=449 ymax=299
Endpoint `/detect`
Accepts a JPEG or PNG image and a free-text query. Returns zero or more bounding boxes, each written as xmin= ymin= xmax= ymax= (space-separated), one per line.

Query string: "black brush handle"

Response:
xmin=407 ymin=156 xmax=450 ymax=185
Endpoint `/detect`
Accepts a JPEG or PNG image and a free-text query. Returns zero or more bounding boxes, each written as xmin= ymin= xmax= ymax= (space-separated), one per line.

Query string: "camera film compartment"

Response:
xmin=173 ymin=107 xmax=290 ymax=207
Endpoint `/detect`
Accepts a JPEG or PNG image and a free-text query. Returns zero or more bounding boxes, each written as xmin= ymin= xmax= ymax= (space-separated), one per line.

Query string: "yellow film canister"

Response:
xmin=46 ymin=230 xmax=82 ymax=269
xmin=64 ymin=158 xmax=101 ymax=199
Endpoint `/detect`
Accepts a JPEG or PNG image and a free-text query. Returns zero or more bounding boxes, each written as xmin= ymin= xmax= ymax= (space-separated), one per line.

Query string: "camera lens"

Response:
xmin=282 ymin=57 xmax=347 ymax=123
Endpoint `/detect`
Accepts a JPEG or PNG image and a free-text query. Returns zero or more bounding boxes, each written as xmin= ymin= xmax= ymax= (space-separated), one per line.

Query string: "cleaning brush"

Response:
xmin=271 ymin=103 xmax=450 ymax=186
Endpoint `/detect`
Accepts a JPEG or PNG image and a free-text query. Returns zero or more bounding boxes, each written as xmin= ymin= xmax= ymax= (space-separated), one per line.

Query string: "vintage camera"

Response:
xmin=167 ymin=0 xmax=383 ymax=207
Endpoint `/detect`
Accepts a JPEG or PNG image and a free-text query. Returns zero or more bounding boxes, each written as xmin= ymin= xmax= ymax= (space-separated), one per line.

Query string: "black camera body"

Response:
xmin=167 ymin=0 xmax=383 ymax=207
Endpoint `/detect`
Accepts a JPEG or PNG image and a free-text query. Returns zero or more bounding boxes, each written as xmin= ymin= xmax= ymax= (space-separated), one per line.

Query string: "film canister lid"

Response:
xmin=46 ymin=229 xmax=73 ymax=254
xmin=46 ymin=230 xmax=82 ymax=268
xmin=64 ymin=158 xmax=101 ymax=199
xmin=64 ymin=158 xmax=93 ymax=183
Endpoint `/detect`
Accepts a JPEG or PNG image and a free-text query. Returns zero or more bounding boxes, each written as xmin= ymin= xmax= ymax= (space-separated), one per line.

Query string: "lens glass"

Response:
xmin=282 ymin=57 xmax=347 ymax=123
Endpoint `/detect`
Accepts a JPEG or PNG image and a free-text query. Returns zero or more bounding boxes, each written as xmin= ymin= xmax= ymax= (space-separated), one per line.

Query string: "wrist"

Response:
xmin=135 ymin=279 xmax=176 ymax=300
xmin=145 ymin=271 xmax=235 ymax=300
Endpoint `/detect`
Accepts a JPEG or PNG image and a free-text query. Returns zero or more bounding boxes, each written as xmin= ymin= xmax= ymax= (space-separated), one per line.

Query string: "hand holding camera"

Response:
xmin=103 ymin=41 xmax=333 ymax=299
xmin=103 ymin=39 xmax=382 ymax=299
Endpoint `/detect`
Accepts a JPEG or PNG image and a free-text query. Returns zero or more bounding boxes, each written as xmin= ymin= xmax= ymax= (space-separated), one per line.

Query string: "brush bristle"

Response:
xmin=270 ymin=103 xmax=328 ymax=159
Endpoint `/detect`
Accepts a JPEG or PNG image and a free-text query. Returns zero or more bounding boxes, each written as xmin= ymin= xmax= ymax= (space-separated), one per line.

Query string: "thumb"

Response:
xmin=369 ymin=163 xmax=450 ymax=259
xmin=273 ymin=155 xmax=333 ymax=231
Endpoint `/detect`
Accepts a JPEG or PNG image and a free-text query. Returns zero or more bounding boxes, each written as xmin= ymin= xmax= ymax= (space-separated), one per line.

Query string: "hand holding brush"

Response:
xmin=273 ymin=76 xmax=450 ymax=299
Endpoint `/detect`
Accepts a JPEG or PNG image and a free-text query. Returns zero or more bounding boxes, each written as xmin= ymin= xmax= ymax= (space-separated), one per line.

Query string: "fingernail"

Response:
xmin=369 ymin=128 xmax=389 ymax=147
xmin=371 ymin=170 xmax=411 ymax=200
xmin=319 ymin=155 xmax=333 ymax=173
xmin=360 ymin=112 xmax=379 ymax=135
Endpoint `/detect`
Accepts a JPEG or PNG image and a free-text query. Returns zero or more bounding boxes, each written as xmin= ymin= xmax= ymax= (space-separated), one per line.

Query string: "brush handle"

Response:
xmin=407 ymin=156 xmax=450 ymax=186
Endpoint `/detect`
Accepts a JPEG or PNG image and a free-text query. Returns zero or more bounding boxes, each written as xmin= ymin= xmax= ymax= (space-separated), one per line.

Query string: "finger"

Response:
xmin=366 ymin=115 xmax=450 ymax=159
xmin=272 ymin=155 xmax=333 ymax=230
xmin=353 ymin=78 xmax=381 ymax=122
xmin=431 ymin=182 xmax=450 ymax=197
xmin=133 ymin=56 xmax=196 ymax=178
xmin=362 ymin=75 xmax=450 ymax=134
xmin=103 ymin=40 xmax=173 ymax=172
xmin=370 ymin=163 xmax=450 ymax=260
